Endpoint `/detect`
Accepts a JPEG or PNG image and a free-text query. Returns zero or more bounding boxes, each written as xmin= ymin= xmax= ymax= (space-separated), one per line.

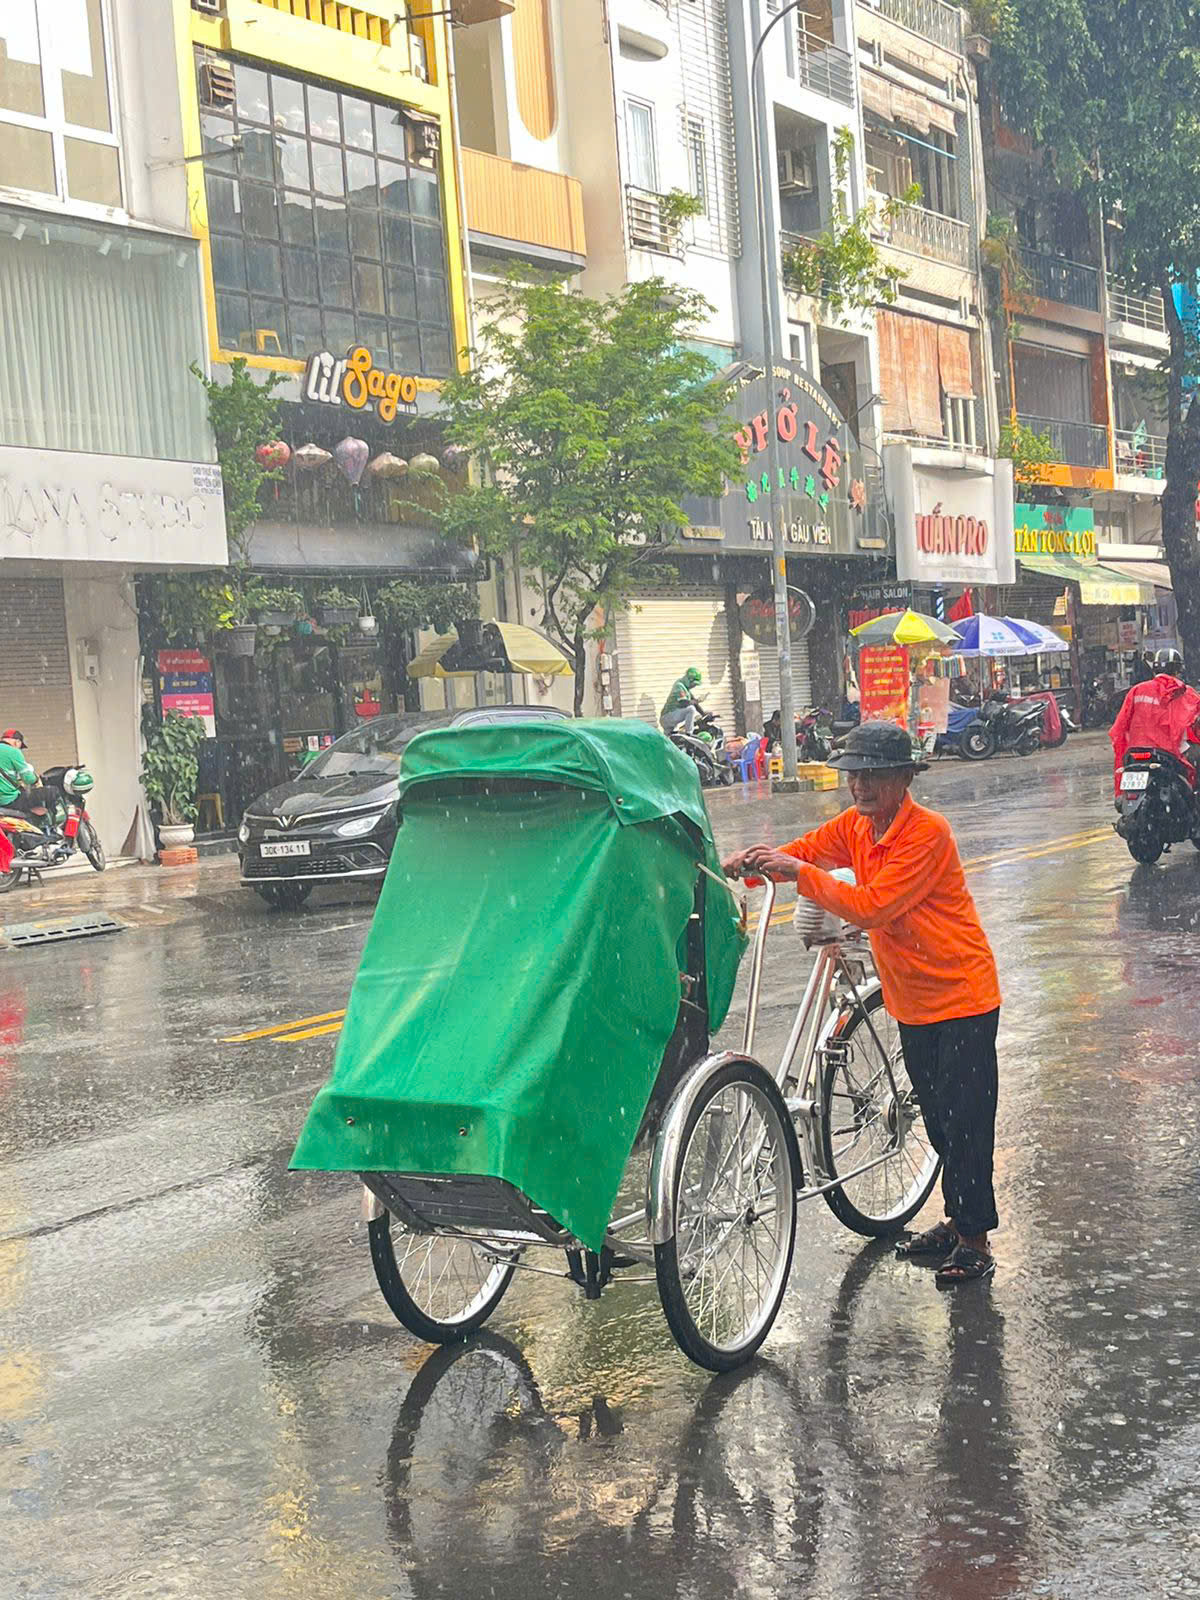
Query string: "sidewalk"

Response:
xmin=0 ymin=849 xmax=242 ymax=928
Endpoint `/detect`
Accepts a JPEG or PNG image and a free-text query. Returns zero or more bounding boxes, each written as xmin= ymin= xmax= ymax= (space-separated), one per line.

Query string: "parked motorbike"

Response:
xmin=1115 ymin=745 xmax=1200 ymax=865
xmin=0 ymin=763 xmax=105 ymax=891
xmin=669 ymin=707 xmax=735 ymax=787
xmin=958 ymin=692 xmax=1046 ymax=760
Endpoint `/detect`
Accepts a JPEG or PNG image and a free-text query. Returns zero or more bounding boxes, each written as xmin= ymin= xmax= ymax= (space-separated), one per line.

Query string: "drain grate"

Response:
xmin=1 ymin=912 xmax=127 ymax=949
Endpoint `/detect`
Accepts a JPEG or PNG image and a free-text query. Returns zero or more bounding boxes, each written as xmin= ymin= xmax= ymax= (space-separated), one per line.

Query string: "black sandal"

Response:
xmin=935 ymin=1244 xmax=995 ymax=1285
xmin=895 ymin=1222 xmax=956 ymax=1260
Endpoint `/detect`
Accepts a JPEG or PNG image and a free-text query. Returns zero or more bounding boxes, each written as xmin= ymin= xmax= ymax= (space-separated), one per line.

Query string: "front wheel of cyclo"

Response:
xmin=369 ymin=1211 xmax=516 ymax=1344
xmin=655 ymin=1059 xmax=800 ymax=1372
xmin=818 ymin=988 xmax=940 ymax=1236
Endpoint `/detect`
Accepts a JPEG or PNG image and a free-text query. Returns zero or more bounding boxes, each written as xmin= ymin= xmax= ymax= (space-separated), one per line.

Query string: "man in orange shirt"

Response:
xmin=724 ymin=720 xmax=1001 ymax=1284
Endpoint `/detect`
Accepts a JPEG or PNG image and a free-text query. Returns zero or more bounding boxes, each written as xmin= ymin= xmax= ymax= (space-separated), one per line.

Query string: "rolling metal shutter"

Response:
xmin=750 ymin=632 xmax=814 ymax=719
xmin=0 ymin=574 xmax=77 ymax=771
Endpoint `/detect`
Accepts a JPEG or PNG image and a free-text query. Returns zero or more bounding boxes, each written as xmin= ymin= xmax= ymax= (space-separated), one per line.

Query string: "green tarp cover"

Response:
xmin=290 ymin=719 xmax=745 ymax=1250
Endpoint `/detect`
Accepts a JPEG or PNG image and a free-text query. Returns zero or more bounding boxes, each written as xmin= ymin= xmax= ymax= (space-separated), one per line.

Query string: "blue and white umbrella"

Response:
xmin=952 ymin=614 xmax=1069 ymax=656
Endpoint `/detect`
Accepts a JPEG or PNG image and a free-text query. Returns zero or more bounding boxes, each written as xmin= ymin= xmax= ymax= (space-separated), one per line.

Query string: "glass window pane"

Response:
xmin=211 ymin=234 xmax=246 ymax=292
xmin=280 ymin=190 xmax=313 ymax=247
xmin=238 ymin=127 xmax=276 ymax=182
xmin=346 ymin=151 xmax=377 ymax=209
xmin=310 ymin=140 xmax=344 ymax=198
xmin=412 ymin=221 xmax=444 ymax=273
xmin=353 ymin=259 xmax=385 ymax=315
xmin=324 ymin=310 xmax=356 ymax=351
xmin=386 ymin=267 xmax=417 ymax=320
xmin=271 ymin=74 xmax=305 ymax=134
xmin=349 ymin=208 xmax=380 ymax=259
xmin=378 ymin=159 xmax=408 ymax=213
xmin=307 ymin=84 xmax=340 ymax=143
xmin=390 ymin=322 xmax=421 ymax=370
xmin=235 ymin=63 xmax=270 ymax=125
xmin=409 ymin=170 xmax=441 ymax=220
xmin=241 ymin=181 xmax=279 ymax=239
xmin=375 ymin=105 xmax=407 ymax=158
xmin=343 ymin=96 xmax=374 ymax=150
xmin=65 ymin=137 xmax=120 ymax=206
xmin=421 ymin=326 xmax=452 ymax=378
xmin=216 ymin=290 xmax=250 ymax=351
xmin=314 ymin=197 xmax=347 ymax=254
xmin=275 ymin=132 xmax=309 ymax=189
xmin=0 ymin=120 xmax=54 ymax=194
xmin=250 ymin=300 xmax=286 ymax=356
xmin=290 ymin=301 xmax=323 ymax=359
xmin=246 ymin=240 xmax=283 ymax=297
xmin=382 ymin=214 xmax=412 ymax=264
xmin=206 ymin=173 xmax=239 ymax=229
xmin=416 ymin=269 xmax=449 ymax=326
xmin=201 ymin=112 xmax=236 ymax=156
xmin=319 ymin=251 xmax=352 ymax=308
xmin=0 ymin=0 xmax=45 ymax=116
xmin=357 ymin=315 xmax=389 ymax=365
xmin=283 ymin=245 xmax=316 ymax=302
xmin=60 ymin=0 xmax=111 ymax=131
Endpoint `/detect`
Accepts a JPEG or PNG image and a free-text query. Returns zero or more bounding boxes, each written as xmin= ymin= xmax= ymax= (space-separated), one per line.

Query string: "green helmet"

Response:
xmin=684 ymin=666 xmax=702 ymax=686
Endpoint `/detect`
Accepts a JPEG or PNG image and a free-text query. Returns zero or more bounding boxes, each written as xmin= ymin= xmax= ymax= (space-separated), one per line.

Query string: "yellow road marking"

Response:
xmin=222 ymin=1009 xmax=346 ymax=1043
xmin=272 ymin=1021 xmax=346 ymax=1043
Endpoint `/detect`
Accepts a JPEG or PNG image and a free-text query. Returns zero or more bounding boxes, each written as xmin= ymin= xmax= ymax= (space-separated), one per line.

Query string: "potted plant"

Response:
xmin=140 ymin=712 xmax=207 ymax=850
xmin=658 ymin=188 xmax=705 ymax=252
xmin=316 ymin=585 xmax=360 ymax=627
xmin=251 ymin=582 xmax=306 ymax=629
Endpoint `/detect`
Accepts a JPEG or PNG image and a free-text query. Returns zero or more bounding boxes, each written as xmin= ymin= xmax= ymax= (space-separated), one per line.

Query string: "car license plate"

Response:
xmin=1120 ymin=770 xmax=1150 ymax=791
xmin=260 ymin=840 xmax=311 ymax=858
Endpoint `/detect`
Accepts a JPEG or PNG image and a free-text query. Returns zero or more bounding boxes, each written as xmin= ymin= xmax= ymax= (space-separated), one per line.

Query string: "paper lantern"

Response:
xmin=367 ymin=451 xmax=408 ymax=479
xmin=293 ymin=443 xmax=332 ymax=471
xmin=408 ymin=451 xmax=441 ymax=478
xmin=442 ymin=444 xmax=469 ymax=470
xmin=333 ymin=435 xmax=370 ymax=487
xmin=255 ymin=440 xmax=291 ymax=469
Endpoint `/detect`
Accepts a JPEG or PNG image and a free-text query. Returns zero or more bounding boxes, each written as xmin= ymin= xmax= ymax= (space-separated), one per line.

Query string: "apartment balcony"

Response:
xmin=1017 ymin=246 xmax=1100 ymax=312
xmin=1114 ymin=426 xmax=1166 ymax=481
xmin=1107 ymin=280 xmax=1170 ymax=350
xmin=877 ymin=0 xmax=964 ymax=53
xmin=1018 ymin=413 xmax=1109 ymax=469
xmin=462 ymin=148 xmax=586 ymax=269
xmin=878 ymin=201 xmax=971 ymax=268
xmin=791 ymin=35 xmax=855 ymax=108
xmin=626 ymin=185 xmax=679 ymax=256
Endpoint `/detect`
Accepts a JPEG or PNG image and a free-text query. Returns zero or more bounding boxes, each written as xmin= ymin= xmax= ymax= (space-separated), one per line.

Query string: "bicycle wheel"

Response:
xmin=819 ymin=988 xmax=940 ymax=1236
xmin=655 ymin=1057 xmax=800 ymax=1372
xmin=369 ymin=1210 xmax=516 ymax=1343
xmin=77 ymin=819 xmax=105 ymax=872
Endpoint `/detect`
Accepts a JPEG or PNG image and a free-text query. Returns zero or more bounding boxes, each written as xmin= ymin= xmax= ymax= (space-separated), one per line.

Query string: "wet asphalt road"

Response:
xmin=4 ymin=734 xmax=1200 ymax=1599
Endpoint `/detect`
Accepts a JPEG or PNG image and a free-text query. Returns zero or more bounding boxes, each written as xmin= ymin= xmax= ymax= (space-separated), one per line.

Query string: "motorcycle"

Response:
xmin=668 ymin=707 xmax=735 ymax=787
xmin=958 ymin=691 xmax=1046 ymax=760
xmin=1115 ymin=745 xmax=1200 ymax=865
xmin=0 ymin=763 xmax=106 ymax=891
xmin=797 ymin=706 xmax=835 ymax=763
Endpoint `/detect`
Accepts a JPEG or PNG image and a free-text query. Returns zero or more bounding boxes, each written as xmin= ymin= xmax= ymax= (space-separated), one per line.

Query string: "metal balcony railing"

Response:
xmin=1114 ymin=427 xmax=1166 ymax=479
xmin=625 ymin=185 xmax=676 ymax=256
xmin=877 ymin=0 xmax=964 ymax=53
xmin=1017 ymin=246 xmax=1100 ymax=312
xmin=882 ymin=201 xmax=971 ymax=267
xmin=793 ymin=34 xmax=855 ymax=107
xmin=1017 ymin=413 xmax=1110 ymax=469
xmin=1107 ymin=280 xmax=1167 ymax=333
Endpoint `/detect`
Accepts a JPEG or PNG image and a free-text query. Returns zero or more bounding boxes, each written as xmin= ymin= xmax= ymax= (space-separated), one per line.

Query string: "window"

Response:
xmin=625 ymin=98 xmax=658 ymax=192
xmin=686 ymin=116 xmax=708 ymax=216
xmin=865 ymin=122 xmax=958 ymax=219
xmin=199 ymin=54 xmax=453 ymax=376
xmin=0 ymin=0 xmax=120 ymax=209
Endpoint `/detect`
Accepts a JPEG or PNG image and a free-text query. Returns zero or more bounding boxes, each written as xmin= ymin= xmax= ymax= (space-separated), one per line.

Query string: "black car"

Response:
xmin=239 ymin=705 xmax=569 ymax=908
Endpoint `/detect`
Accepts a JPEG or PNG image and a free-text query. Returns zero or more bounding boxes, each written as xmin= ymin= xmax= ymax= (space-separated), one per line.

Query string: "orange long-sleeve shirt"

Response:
xmin=780 ymin=794 xmax=1000 ymax=1026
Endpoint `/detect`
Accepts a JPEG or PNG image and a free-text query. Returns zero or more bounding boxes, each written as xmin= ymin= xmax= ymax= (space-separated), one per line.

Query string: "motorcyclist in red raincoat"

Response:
xmin=1109 ymin=650 xmax=1200 ymax=794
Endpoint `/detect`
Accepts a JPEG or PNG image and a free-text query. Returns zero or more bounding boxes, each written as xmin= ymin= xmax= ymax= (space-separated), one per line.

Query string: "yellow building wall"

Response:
xmin=172 ymin=0 xmax=468 ymax=387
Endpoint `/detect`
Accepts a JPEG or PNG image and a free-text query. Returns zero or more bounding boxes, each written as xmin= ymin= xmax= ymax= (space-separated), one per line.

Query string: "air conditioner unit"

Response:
xmin=199 ymin=60 xmax=235 ymax=109
xmin=410 ymin=34 xmax=430 ymax=82
xmin=411 ymin=117 xmax=441 ymax=160
xmin=777 ymin=147 xmax=815 ymax=193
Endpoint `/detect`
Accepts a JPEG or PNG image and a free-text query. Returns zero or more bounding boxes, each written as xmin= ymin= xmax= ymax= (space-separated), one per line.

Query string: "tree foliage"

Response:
xmin=140 ymin=711 xmax=206 ymax=825
xmin=989 ymin=0 xmax=1200 ymax=667
xmin=434 ymin=278 xmax=740 ymax=713
xmin=999 ymin=418 xmax=1056 ymax=483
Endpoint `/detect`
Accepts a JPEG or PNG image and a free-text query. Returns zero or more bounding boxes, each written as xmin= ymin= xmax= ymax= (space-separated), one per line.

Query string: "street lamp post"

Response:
xmin=747 ymin=0 xmax=815 ymax=790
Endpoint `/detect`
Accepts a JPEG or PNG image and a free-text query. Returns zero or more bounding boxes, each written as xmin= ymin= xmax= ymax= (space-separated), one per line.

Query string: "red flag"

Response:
xmin=947 ymin=589 xmax=975 ymax=623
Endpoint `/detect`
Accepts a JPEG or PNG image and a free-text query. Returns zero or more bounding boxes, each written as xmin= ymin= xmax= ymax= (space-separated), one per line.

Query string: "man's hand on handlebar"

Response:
xmin=722 ymin=844 xmax=800 ymax=883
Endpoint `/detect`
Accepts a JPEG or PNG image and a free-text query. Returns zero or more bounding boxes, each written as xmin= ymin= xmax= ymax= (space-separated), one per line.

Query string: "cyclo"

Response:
xmin=291 ymin=720 xmax=939 ymax=1372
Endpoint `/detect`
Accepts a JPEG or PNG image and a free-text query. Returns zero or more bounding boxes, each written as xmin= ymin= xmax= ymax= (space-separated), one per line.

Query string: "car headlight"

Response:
xmin=238 ymin=819 xmax=250 ymax=845
xmin=335 ymin=809 xmax=386 ymax=838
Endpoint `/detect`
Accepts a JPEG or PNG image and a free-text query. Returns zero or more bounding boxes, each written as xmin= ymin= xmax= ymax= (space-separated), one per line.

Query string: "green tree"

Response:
xmin=434 ymin=278 xmax=740 ymax=714
xmin=989 ymin=0 xmax=1200 ymax=668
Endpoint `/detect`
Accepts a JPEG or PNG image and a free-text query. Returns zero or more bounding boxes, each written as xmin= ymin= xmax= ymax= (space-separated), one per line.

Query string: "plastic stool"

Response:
xmin=767 ymin=755 xmax=784 ymax=779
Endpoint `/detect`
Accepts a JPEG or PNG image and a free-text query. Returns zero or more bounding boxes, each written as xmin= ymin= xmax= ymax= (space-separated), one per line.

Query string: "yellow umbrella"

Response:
xmin=850 ymin=608 xmax=960 ymax=646
xmin=491 ymin=621 xmax=574 ymax=676
xmin=405 ymin=621 xmax=574 ymax=679
xmin=405 ymin=633 xmax=474 ymax=680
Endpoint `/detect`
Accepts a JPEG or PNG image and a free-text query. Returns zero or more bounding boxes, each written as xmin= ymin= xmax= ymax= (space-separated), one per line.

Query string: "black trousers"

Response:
xmin=897 ymin=1008 xmax=1000 ymax=1238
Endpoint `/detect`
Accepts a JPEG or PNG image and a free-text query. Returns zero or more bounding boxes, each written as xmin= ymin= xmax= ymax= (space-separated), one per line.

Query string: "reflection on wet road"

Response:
xmin=3 ymin=737 xmax=1200 ymax=1598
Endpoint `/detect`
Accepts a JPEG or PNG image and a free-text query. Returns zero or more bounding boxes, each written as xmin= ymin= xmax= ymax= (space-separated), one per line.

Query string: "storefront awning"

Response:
xmin=1097 ymin=558 xmax=1173 ymax=591
xmin=247 ymin=521 xmax=476 ymax=576
xmin=1019 ymin=555 xmax=1154 ymax=606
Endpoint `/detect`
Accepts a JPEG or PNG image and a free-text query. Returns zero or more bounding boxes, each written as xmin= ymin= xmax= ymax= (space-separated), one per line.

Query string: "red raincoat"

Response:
xmin=1109 ymin=674 xmax=1200 ymax=788
xmin=0 ymin=827 xmax=12 ymax=875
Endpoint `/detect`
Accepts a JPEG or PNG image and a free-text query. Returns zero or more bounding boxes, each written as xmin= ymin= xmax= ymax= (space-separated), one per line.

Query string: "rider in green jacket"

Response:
xmin=660 ymin=667 xmax=703 ymax=737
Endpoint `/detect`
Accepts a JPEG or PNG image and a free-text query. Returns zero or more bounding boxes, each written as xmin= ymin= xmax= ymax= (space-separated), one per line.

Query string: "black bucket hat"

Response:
xmin=827 ymin=720 xmax=927 ymax=772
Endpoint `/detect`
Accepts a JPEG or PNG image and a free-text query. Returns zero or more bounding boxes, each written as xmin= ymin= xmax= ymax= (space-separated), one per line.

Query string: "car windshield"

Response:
xmin=302 ymin=717 xmax=440 ymax=779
